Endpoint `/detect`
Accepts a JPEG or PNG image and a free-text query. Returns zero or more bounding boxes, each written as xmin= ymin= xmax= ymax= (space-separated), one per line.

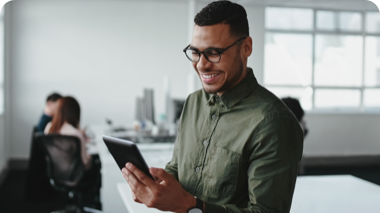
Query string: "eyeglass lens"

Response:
xmin=185 ymin=49 xmax=221 ymax=63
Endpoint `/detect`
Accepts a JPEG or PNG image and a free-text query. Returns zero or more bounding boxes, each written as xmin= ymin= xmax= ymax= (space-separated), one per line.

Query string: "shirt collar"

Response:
xmin=205 ymin=68 xmax=258 ymax=109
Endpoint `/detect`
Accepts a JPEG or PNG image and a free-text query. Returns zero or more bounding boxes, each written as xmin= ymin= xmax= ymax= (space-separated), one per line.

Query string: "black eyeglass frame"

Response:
xmin=183 ymin=37 xmax=247 ymax=63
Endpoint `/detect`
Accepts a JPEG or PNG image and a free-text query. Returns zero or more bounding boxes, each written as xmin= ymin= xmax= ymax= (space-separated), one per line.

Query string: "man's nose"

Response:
xmin=196 ymin=53 xmax=212 ymax=71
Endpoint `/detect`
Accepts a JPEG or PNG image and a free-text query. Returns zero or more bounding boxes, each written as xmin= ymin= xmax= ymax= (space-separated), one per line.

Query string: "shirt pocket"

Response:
xmin=203 ymin=145 xmax=241 ymax=199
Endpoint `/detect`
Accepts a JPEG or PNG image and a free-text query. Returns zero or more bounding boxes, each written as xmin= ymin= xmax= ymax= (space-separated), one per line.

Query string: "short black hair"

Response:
xmin=194 ymin=1 xmax=249 ymax=38
xmin=46 ymin=92 xmax=62 ymax=102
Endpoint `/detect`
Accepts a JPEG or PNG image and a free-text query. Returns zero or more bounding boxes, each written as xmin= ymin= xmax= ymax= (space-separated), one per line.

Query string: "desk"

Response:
xmin=118 ymin=175 xmax=380 ymax=213
xmin=290 ymin=175 xmax=380 ymax=213
xmin=116 ymin=142 xmax=175 ymax=213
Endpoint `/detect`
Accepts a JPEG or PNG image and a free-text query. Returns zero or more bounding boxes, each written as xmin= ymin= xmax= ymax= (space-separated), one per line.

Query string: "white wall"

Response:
xmin=0 ymin=2 xmax=11 ymax=172
xmin=0 ymin=114 xmax=5 ymax=172
xmin=8 ymin=0 xmax=190 ymax=158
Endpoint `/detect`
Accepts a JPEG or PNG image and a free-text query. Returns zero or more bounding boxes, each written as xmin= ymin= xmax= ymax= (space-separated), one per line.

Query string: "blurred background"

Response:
xmin=0 ymin=0 xmax=379 ymax=212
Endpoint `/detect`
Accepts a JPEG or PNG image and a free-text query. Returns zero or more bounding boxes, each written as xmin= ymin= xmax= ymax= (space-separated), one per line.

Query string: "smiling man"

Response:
xmin=122 ymin=1 xmax=304 ymax=213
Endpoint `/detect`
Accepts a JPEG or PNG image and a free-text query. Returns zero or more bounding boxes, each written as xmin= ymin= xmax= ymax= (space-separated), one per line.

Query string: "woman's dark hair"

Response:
xmin=49 ymin=96 xmax=81 ymax=133
xmin=281 ymin=97 xmax=304 ymax=122
xmin=194 ymin=1 xmax=249 ymax=38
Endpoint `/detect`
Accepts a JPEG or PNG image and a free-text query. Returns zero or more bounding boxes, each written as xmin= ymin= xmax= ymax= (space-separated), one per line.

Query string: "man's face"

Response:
xmin=190 ymin=24 xmax=249 ymax=95
xmin=46 ymin=100 xmax=60 ymax=116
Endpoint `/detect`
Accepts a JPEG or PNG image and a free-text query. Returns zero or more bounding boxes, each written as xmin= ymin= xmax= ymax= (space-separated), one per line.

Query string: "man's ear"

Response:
xmin=243 ymin=37 xmax=253 ymax=57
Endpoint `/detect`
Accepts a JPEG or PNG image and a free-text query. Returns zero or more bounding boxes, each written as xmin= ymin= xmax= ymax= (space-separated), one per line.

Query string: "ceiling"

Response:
xmin=120 ymin=0 xmax=378 ymax=12
xmin=198 ymin=0 xmax=379 ymax=11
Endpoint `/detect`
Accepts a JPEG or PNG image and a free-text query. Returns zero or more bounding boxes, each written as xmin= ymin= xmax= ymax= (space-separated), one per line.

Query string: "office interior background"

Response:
xmin=0 ymin=0 xmax=379 ymax=211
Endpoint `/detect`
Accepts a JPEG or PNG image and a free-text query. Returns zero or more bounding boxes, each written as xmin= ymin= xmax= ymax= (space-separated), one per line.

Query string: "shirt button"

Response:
xmin=203 ymin=140 xmax=208 ymax=146
xmin=212 ymin=115 xmax=217 ymax=120
xmin=196 ymin=167 xmax=200 ymax=172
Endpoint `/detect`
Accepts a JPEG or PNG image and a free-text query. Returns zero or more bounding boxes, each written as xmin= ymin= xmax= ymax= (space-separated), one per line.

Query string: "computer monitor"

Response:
xmin=143 ymin=89 xmax=155 ymax=125
xmin=135 ymin=97 xmax=143 ymax=121
xmin=134 ymin=89 xmax=156 ymax=125
xmin=171 ymin=99 xmax=185 ymax=123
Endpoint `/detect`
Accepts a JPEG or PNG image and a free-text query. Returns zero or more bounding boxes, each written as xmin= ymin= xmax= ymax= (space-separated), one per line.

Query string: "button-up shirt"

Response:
xmin=165 ymin=68 xmax=304 ymax=213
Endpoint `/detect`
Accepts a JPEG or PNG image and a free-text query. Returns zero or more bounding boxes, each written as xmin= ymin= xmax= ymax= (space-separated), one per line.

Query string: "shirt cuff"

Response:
xmin=203 ymin=201 xmax=226 ymax=213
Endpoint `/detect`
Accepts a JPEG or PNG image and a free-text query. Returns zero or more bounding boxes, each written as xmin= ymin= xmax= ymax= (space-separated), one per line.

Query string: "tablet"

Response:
xmin=102 ymin=135 xmax=154 ymax=180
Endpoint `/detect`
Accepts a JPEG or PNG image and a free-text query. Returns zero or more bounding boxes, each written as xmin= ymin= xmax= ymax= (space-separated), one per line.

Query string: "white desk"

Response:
xmin=118 ymin=175 xmax=380 ymax=213
xmin=290 ymin=175 xmax=380 ymax=213
xmin=117 ymin=142 xmax=175 ymax=213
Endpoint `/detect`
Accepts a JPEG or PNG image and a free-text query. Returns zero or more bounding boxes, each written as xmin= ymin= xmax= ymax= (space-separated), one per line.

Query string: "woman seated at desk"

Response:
xmin=44 ymin=96 xmax=92 ymax=170
xmin=44 ymin=96 xmax=102 ymax=209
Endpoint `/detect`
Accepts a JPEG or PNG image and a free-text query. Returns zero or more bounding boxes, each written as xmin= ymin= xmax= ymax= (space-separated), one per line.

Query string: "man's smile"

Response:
xmin=200 ymin=72 xmax=221 ymax=83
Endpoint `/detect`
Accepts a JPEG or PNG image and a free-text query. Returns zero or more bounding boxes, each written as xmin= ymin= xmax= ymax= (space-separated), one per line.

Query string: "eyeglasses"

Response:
xmin=183 ymin=37 xmax=246 ymax=63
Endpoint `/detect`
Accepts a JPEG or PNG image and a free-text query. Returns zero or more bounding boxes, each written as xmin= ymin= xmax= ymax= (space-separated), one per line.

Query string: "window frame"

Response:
xmin=264 ymin=7 xmax=380 ymax=112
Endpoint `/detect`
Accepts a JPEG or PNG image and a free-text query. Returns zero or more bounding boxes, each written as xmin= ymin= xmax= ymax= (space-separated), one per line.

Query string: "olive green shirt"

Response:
xmin=165 ymin=68 xmax=304 ymax=213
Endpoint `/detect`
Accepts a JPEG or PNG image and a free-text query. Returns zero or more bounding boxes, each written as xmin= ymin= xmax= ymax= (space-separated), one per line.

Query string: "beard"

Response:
xmin=200 ymin=55 xmax=245 ymax=95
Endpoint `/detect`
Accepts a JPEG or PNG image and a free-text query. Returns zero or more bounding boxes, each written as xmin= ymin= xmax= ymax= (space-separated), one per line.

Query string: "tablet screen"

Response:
xmin=102 ymin=135 xmax=154 ymax=180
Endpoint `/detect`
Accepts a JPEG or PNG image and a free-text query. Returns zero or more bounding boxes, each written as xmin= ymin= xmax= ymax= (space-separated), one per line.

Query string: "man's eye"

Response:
xmin=206 ymin=49 xmax=219 ymax=56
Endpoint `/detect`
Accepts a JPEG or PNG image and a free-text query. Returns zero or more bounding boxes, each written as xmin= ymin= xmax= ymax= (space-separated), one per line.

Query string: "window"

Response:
xmin=366 ymin=12 xmax=380 ymax=33
xmin=266 ymin=7 xmax=313 ymax=30
xmin=316 ymin=11 xmax=336 ymax=30
xmin=0 ymin=11 xmax=3 ymax=115
xmin=314 ymin=35 xmax=363 ymax=87
xmin=264 ymin=7 xmax=380 ymax=111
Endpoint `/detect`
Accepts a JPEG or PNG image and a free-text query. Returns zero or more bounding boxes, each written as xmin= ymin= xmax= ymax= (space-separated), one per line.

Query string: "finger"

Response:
xmin=150 ymin=172 xmax=164 ymax=184
xmin=155 ymin=177 xmax=164 ymax=184
xmin=122 ymin=168 xmax=129 ymax=181
xmin=131 ymin=190 xmax=142 ymax=203
xmin=149 ymin=167 xmax=174 ymax=182
xmin=124 ymin=169 xmax=146 ymax=203
xmin=123 ymin=167 xmax=142 ymax=190
xmin=126 ymin=163 xmax=156 ymax=188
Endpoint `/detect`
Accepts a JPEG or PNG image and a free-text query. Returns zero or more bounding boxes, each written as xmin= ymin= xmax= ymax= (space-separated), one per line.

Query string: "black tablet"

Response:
xmin=102 ymin=135 xmax=154 ymax=180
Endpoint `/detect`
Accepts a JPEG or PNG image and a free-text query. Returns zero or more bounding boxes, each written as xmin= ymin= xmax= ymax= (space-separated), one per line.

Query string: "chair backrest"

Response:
xmin=36 ymin=134 xmax=85 ymax=188
xmin=32 ymin=125 xmax=39 ymax=134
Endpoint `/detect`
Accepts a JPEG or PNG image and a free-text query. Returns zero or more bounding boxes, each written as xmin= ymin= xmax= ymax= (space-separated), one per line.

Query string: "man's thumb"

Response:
xmin=150 ymin=167 xmax=173 ymax=181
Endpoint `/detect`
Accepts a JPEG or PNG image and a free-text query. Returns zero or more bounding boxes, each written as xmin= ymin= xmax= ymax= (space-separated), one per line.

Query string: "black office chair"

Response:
xmin=37 ymin=134 xmax=102 ymax=213
xmin=281 ymin=97 xmax=309 ymax=138
xmin=25 ymin=127 xmax=62 ymax=202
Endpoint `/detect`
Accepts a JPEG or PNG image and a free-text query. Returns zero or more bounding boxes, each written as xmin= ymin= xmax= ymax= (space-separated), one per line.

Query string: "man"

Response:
xmin=122 ymin=1 xmax=303 ymax=213
xmin=36 ymin=92 xmax=62 ymax=132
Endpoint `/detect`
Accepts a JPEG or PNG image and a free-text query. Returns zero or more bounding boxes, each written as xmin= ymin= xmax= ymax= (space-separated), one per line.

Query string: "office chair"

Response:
xmin=37 ymin=134 xmax=102 ymax=213
xmin=281 ymin=97 xmax=309 ymax=138
xmin=25 ymin=127 xmax=62 ymax=201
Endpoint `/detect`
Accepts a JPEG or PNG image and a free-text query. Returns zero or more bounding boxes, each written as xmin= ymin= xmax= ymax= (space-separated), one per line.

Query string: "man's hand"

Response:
xmin=122 ymin=163 xmax=196 ymax=213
